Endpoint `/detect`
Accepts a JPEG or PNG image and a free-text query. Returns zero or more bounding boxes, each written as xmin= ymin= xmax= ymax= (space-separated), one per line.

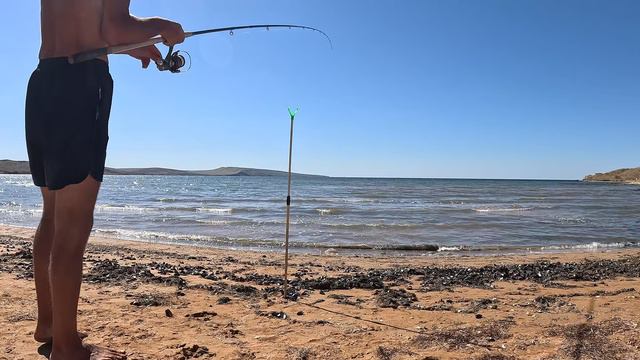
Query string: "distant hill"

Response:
xmin=106 ymin=167 xmax=197 ymax=176
xmin=194 ymin=167 xmax=316 ymax=177
xmin=0 ymin=160 xmax=325 ymax=178
xmin=584 ymin=167 xmax=640 ymax=185
xmin=0 ymin=160 xmax=30 ymax=174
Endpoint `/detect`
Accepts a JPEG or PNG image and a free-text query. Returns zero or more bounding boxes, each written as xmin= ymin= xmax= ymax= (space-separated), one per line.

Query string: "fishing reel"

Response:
xmin=156 ymin=45 xmax=191 ymax=73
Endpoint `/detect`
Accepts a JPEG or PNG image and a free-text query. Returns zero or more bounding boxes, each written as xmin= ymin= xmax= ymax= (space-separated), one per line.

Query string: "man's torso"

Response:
xmin=39 ymin=0 xmax=106 ymax=59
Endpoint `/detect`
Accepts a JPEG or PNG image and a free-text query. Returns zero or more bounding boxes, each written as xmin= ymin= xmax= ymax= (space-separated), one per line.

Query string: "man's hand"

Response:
xmin=160 ymin=20 xmax=185 ymax=46
xmin=125 ymin=45 xmax=162 ymax=69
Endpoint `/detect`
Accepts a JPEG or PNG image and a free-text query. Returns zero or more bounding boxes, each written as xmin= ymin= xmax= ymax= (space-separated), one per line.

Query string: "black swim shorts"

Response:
xmin=25 ymin=58 xmax=113 ymax=190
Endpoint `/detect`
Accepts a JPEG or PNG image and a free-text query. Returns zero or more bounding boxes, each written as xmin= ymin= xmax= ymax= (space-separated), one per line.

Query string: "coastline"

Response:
xmin=5 ymin=224 xmax=640 ymax=257
xmin=583 ymin=166 xmax=640 ymax=185
xmin=583 ymin=179 xmax=640 ymax=186
xmin=2 ymin=224 xmax=640 ymax=359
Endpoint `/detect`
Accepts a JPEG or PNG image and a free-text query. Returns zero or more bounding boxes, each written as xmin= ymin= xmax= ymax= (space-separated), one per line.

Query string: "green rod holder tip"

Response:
xmin=288 ymin=107 xmax=299 ymax=119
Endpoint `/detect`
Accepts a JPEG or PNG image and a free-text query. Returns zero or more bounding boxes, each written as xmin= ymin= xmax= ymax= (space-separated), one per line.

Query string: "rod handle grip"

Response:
xmin=70 ymin=34 xmax=194 ymax=64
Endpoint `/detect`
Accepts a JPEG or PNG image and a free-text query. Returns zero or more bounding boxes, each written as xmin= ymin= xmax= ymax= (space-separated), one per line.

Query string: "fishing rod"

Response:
xmin=70 ymin=24 xmax=332 ymax=73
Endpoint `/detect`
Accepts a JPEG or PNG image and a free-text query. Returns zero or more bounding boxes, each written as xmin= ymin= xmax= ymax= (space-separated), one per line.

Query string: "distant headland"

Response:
xmin=584 ymin=167 xmax=640 ymax=185
xmin=0 ymin=160 xmax=326 ymax=178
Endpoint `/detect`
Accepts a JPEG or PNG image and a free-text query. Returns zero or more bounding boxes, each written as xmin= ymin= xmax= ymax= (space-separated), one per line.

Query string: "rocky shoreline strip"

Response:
xmin=3 ymin=236 xmax=640 ymax=299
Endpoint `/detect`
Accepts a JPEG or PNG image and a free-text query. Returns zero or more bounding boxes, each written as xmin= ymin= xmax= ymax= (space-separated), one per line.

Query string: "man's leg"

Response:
xmin=50 ymin=176 xmax=126 ymax=360
xmin=49 ymin=176 xmax=125 ymax=360
xmin=33 ymin=187 xmax=56 ymax=342
xmin=33 ymin=187 xmax=88 ymax=344
xmin=49 ymin=176 xmax=98 ymax=358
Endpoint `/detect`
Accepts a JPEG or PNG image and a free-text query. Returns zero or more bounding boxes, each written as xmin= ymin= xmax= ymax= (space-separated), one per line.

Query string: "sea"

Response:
xmin=1 ymin=174 xmax=639 ymax=255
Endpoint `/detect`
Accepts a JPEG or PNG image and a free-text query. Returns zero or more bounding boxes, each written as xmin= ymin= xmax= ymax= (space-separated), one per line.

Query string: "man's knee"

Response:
xmin=55 ymin=200 xmax=95 ymax=225
xmin=51 ymin=241 xmax=86 ymax=261
xmin=52 ymin=223 xmax=92 ymax=258
xmin=53 ymin=207 xmax=95 ymax=246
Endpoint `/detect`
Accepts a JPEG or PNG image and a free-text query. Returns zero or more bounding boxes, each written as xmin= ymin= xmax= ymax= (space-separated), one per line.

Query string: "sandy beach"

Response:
xmin=1 ymin=224 xmax=640 ymax=360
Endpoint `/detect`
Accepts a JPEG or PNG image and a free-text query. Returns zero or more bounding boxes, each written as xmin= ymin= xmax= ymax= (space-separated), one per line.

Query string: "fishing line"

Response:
xmin=574 ymin=296 xmax=597 ymax=360
xmin=293 ymin=300 xmax=426 ymax=335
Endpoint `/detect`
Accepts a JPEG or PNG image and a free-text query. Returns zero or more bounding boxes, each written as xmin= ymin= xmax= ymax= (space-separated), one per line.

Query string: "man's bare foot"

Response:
xmin=50 ymin=344 xmax=126 ymax=360
xmin=34 ymin=326 xmax=88 ymax=343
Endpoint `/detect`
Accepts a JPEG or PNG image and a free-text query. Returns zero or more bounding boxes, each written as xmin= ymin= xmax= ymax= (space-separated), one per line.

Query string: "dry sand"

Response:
xmin=1 ymin=225 xmax=639 ymax=360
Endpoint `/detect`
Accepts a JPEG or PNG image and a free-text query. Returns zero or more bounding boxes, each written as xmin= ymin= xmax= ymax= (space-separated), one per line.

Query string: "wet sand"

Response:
xmin=1 ymin=225 xmax=639 ymax=360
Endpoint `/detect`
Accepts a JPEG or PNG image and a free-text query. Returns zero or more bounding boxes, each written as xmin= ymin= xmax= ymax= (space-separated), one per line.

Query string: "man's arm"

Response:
xmin=102 ymin=0 xmax=185 ymax=46
xmin=101 ymin=0 xmax=185 ymax=68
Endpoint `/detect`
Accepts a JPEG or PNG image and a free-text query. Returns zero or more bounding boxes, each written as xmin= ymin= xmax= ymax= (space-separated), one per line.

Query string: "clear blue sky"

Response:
xmin=1 ymin=0 xmax=639 ymax=179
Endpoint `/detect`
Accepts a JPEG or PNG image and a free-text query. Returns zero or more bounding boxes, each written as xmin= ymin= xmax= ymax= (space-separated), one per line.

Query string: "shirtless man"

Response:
xmin=26 ymin=1 xmax=184 ymax=359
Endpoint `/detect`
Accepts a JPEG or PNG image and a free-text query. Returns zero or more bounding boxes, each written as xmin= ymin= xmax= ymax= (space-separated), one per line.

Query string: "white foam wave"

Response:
xmin=556 ymin=217 xmax=588 ymax=224
xmin=95 ymin=205 xmax=156 ymax=213
xmin=4 ymin=179 xmax=35 ymax=187
xmin=196 ymin=208 xmax=233 ymax=215
xmin=196 ymin=219 xmax=233 ymax=225
xmin=94 ymin=228 xmax=212 ymax=242
xmin=321 ymin=222 xmax=417 ymax=229
xmin=305 ymin=197 xmax=377 ymax=204
xmin=438 ymin=246 xmax=463 ymax=252
xmin=316 ymin=208 xmax=343 ymax=215
xmin=474 ymin=207 xmax=534 ymax=213
xmin=0 ymin=207 xmax=42 ymax=216
xmin=0 ymin=201 xmax=21 ymax=207
xmin=541 ymin=242 xmax=638 ymax=251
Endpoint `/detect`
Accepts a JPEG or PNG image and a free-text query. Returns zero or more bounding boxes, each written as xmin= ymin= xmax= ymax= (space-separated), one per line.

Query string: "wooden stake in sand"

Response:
xmin=283 ymin=107 xmax=298 ymax=299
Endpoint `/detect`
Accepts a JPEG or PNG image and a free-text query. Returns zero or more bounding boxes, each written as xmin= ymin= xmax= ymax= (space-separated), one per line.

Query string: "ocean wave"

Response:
xmin=438 ymin=200 xmax=466 ymax=205
xmin=474 ymin=207 xmax=535 ymax=213
xmin=316 ymin=208 xmax=343 ymax=215
xmin=0 ymin=207 xmax=42 ymax=216
xmin=94 ymin=228 xmax=216 ymax=243
xmin=556 ymin=217 xmax=589 ymax=224
xmin=195 ymin=219 xmax=255 ymax=226
xmin=93 ymin=228 xmax=286 ymax=249
xmin=0 ymin=201 xmax=21 ymax=207
xmin=320 ymin=222 xmax=419 ymax=230
xmin=90 ymin=226 xmax=640 ymax=255
xmin=310 ymin=243 xmax=441 ymax=251
xmin=4 ymin=179 xmax=35 ymax=187
xmin=302 ymin=197 xmax=378 ymax=204
xmin=156 ymin=197 xmax=180 ymax=203
xmin=95 ymin=205 xmax=156 ymax=213
xmin=437 ymin=246 xmax=464 ymax=252
xmin=541 ymin=242 xmax=640 ymax=251
xmin=196 ymin=208 xmax=233 ymax=215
